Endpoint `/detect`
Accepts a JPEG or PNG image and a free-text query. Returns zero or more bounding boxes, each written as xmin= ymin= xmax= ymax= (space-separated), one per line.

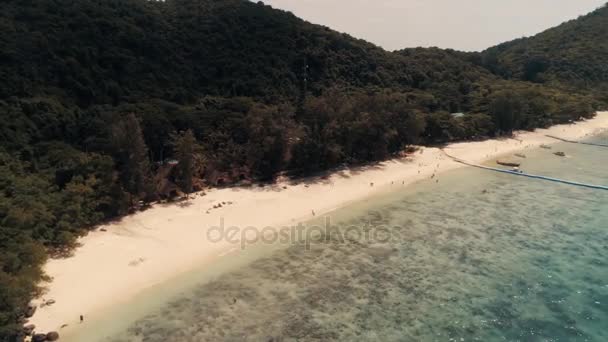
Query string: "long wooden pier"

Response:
xmin=545 ymin=135 xmax=608 ymax=148
xmin=442 ymin=151 xmax=608 ymax=191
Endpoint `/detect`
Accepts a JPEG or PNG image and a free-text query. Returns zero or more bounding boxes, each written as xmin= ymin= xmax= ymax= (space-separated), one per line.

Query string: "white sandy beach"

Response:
xmin=28 ymin=112 xmax=608 ymax=336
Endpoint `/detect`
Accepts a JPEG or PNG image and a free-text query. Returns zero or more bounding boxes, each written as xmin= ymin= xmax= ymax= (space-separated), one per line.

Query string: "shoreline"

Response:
xmin=28 ymin=112 xmax=608 ymax=336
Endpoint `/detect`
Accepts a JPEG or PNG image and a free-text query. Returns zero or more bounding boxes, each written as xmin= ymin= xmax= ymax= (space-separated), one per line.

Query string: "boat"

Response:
xmin=496 ymin=160 xmax=521 ymax=167
xmin=514 ymin=153 xmax=527 ymax=158
xmin=540 ymin=144 xmax=552 ymax=149
xmin=554 ymin=152 xmax=566 ymax=157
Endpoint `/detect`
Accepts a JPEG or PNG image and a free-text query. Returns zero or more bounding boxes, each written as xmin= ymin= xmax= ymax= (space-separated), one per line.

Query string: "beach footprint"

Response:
xmin=128 ymin=257 xmax=146 ymax=267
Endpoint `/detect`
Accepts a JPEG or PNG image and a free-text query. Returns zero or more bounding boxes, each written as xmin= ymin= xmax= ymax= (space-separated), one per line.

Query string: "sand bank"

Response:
xmin=28 ymin=112 xmax=608 ymax=335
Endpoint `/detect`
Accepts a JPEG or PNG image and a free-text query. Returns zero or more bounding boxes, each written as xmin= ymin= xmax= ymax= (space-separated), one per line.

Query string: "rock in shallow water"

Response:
xmin=46 ymin=331 xmax=60 ymax=341
xmin=32 ymin=333 xmax=47 ymax=342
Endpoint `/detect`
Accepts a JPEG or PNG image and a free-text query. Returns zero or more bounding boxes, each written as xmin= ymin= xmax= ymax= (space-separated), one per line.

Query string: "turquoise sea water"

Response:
xmin=68 ymin=134 xmax=607 ymax=342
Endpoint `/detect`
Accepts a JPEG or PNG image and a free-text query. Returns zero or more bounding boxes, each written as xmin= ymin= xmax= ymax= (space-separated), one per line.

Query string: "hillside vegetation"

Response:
xmin=0 ymin=0 xmax=606 ymax=339
xmin=476 ymin=4 xmax=608 ymax=91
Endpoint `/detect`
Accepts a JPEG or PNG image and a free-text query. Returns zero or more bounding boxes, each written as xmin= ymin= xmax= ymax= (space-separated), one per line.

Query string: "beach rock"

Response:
xmin=554 ymin=151 xmax=566 ymax=157
xmin=100 ymin=228 xmax=107 ymax=232
xmin=23 ymin=324 xmax=35 ymax=335
xmin=25 ymin=304 xmax=36 ymax=318
xmin=32 ymin=333 xmax=47 ymax=342
xmin=46 ymin=331 xmax=60 ymax=341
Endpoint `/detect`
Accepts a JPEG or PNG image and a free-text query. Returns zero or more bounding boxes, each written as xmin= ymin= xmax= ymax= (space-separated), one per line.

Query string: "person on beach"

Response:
xmin=80 ymin=314 xmax=84 ymax=323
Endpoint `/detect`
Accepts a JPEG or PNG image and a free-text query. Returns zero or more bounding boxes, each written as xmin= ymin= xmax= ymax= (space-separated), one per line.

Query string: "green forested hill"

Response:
xmin=477 ymin=4 xmax=608 ymax=90
xmin=5 ymin=0 xmax=595 ymax=109
xmin=0 ymin=1 xmax=606 ymax=339
xmin=0 ymin=0 xmax=433 ymax=104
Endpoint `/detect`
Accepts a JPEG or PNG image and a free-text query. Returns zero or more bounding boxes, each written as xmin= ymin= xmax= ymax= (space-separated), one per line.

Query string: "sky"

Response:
xmin=260 ymin=0 xmax=606 ymax=51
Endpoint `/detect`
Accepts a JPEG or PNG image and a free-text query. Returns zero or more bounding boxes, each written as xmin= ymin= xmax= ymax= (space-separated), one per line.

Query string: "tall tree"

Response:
xmin=171 ymin=129 xmax=201 ymax=195
xmin=111 ymin=113 xmax=153 ymax=202
xmin=489 ymin=92 xmax=525 ymax=134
